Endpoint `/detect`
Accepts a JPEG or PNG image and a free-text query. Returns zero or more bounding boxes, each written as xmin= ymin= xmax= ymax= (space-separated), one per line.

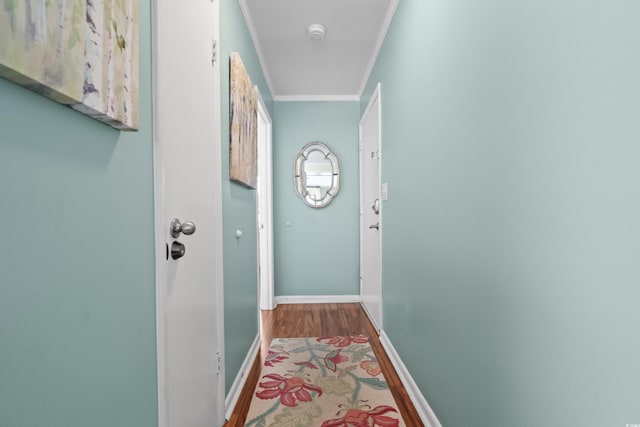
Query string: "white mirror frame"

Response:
xmin=294 ymin=142 xmax=340 ymax=208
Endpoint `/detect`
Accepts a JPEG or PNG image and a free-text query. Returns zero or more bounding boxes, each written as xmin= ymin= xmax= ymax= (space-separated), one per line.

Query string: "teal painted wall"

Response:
xmin=362 ymin=0 xmax=640 ymax=426
xmin=273 ymin=102 xmax=360 ymax=296
xmin=220 ymin=1 xmax=273 ymax=393
xmin=0 ymin=1 xmax=157 ymax=426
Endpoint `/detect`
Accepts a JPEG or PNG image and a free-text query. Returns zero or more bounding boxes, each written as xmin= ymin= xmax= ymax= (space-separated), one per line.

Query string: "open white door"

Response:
xmin=153 ymin=1 xmax=225 ymax=426
xmin=256 ymin=88 xmax=274 ymax=311
xmin=360 ymin=83 xmax=383 ymax=331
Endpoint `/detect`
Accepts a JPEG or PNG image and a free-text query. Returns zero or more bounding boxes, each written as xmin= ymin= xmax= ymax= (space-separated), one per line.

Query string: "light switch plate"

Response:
xmin=381 ymin=182 xmax=388 ymax=201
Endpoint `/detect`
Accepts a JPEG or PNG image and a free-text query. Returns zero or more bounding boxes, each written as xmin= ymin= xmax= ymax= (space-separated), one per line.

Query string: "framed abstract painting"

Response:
xmin=229 ymin=52 xmax=258 ymax=189
xmin=0 ymin=0 xmax=139 ymax=130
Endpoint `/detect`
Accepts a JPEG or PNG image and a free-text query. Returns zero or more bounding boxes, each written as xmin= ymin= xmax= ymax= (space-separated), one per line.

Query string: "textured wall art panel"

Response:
xmin=229 ymin=51 xmax=257 ymax=188
xmin=0 ymin=0 xmax=139 ymax=130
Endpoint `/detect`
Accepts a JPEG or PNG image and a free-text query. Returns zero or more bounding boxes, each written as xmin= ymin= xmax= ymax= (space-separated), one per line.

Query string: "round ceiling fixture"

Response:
xmin=307 ymin=24 xmax=326 ymax=40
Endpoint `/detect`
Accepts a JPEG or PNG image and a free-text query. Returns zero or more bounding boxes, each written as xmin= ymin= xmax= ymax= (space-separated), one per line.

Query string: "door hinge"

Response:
xmin=216 ymin=352 xmax=222 ymax=375
xmin=212 ymin=40 xmax=218 ymax=65
xmin=359 ymin=140 xmax=363 ymax=152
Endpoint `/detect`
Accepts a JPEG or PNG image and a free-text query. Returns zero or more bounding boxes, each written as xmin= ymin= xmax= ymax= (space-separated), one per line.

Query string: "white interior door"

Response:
xmin=256 ymin=89 xmax=274 ymax=310
xmin=153 ymin=1 xmax=225 ymax=426
xmin=360 ymin=83 xmax=383 ymax=331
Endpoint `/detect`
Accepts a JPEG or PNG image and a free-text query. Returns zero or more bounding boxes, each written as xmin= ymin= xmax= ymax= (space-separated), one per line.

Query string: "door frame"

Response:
xmin=256 ymin=87 xmax=275 ymax=310
xmin=359 ymin=82 xmax=383 ymax=330
xmin=152 ymin=1 xmax=225 ymax=425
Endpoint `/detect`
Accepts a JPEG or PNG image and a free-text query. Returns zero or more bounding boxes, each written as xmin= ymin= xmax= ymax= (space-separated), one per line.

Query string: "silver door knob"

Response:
xmin=369 ymin=223 xmax=379 ymax=230
xmin=170 ymin=218 xmax=196 ymax=238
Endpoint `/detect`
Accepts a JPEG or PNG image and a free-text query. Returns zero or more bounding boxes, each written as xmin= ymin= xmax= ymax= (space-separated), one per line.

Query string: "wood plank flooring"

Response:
xmin=225 ymin=303 xmax=424 ymax=426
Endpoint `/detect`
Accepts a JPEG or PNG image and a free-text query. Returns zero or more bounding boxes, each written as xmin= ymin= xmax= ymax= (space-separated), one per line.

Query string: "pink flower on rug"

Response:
xmin=324 ymin=349 xmax=349 ymax=372
xmin=317 ymin=335 xmax=369 ymax=347
xmin=321 ymin=405 xmax=400 ymax=427
xmin=255 ymin=374 xmax=323 ymax=407
xmin=360 ymin=359 xmax=381 ymax=376
xmin=264 ymin=350 xmax=288 ymax=367
xmin=294 ymin=361 xmax=318 ymax=369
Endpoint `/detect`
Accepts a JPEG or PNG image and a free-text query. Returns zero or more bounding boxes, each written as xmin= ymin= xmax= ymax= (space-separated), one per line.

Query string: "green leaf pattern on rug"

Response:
xmin=315 ymin=375 xmax=352 ymax=396
xmin=271 ymin=402 xmax=322 ymax=427
xmin=357 ymin=376 xmax=389 ymax=390
xmin=290 ymin=345 xmax=311 ymax=354
xmin=350 ymin=346 xmax=371 ymax=362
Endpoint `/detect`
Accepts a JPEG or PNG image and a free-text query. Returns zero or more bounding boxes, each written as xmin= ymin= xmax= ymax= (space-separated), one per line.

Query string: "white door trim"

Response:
xmin=151 ymin=3 xmax=168 ymax=423
xmin=152 ymin=1 xmax=225 ymax=425
xmin=359 ymin=82 xmax=383 ymax=330
xmin=256 ymin=87 xmax=275 ymax=310
xmin=211 ymin=3 xmax=226 ymax=421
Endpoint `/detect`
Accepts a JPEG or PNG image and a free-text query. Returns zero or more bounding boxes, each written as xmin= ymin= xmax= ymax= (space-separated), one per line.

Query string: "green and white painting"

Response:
xmin=0 ymin=0 xmax=139 ymax=130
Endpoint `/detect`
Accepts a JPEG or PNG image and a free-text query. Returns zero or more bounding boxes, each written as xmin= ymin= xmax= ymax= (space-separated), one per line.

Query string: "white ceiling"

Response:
xmin=239 ymin=0 xmax=398 ymax=101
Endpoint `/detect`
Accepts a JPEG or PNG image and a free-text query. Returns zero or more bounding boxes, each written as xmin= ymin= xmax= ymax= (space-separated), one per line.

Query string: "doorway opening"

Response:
xmin=256 ymin=88 xmax=274 ymax=311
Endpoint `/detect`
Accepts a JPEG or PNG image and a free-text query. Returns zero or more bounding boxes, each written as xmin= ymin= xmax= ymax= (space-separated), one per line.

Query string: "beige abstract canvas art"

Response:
xmin=0 ymin=0 xmax=139 ymax=130
xmin=230 ymin=52 xmax=258 ymax=189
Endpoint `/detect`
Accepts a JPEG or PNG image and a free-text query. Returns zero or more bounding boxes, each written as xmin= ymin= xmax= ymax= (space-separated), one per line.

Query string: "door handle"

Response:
xmin=372 ymin=198 xmax=380 ymax=215
xmin=369 ymin=223 xmax=379 ymax=230
xmin=170 ymin=218 xmax=196 ymax=238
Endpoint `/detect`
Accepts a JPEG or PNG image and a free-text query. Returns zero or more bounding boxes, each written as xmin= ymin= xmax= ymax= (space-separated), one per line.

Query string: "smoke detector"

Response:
xmin=307 ymin=24 xmax=326 ymax=40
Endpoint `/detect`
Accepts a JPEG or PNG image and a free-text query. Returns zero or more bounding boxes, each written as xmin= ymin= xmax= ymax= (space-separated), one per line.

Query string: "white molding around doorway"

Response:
xmin=256 ymin=87 xmax=275 ymax=311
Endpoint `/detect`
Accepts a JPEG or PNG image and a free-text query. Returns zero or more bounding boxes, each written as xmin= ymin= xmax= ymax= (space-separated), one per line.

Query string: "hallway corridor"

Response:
xmin=225 ymin=303 xmax=423 ymax=426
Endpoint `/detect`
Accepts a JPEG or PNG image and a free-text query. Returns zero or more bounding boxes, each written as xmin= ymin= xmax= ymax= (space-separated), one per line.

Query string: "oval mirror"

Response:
xmin=294 ymin=142 xmax=340 ymax=208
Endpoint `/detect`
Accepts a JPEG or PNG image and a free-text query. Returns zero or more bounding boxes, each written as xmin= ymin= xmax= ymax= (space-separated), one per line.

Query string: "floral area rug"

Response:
xmin=244 ymin=336 xmax=406 ymax=427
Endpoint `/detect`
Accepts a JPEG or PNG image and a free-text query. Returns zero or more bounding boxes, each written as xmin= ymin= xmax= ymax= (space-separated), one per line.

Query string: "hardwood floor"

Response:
xmin=224 ymin=303 xmax=424 ymax=426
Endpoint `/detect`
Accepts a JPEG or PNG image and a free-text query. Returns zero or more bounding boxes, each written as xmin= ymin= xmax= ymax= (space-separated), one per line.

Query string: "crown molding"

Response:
xmin=238 ymin=0 xmax=276 ymax=99
xmin=239 ymin=0 xmax=398 ymax=101
xmin=357 ymin=0 xmax=399 ymax=98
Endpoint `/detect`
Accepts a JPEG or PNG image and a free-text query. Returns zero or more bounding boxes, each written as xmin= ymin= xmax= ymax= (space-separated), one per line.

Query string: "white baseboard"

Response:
xmin=225 ymin=334 xmax=261 ymax=420
xmin=274 ymin=295 xmax=362 ymax=304
xmin=379 ymin=330 xmax=442 ymax=427
xmin=359 ymin=301 xmax=382 ymax=332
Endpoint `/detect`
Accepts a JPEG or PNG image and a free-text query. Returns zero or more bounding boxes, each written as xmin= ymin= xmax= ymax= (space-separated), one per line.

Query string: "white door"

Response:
xmin=256 ymin=89 xmax=274 ymax=310
xmin=360 ymin=83 xmax=383 ymax=331
xmin=153 ymin=1 xmax=225 ymax=426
